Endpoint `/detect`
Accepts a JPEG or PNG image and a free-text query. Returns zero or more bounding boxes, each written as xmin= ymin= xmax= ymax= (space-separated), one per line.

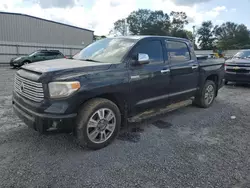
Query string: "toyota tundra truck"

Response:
xmin=12 ymin=36 xmax=225 ymax=149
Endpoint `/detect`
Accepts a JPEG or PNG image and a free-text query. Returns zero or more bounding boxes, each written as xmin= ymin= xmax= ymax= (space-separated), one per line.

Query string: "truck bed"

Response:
xmin=197 ymin=55 xmax=225 ymax=67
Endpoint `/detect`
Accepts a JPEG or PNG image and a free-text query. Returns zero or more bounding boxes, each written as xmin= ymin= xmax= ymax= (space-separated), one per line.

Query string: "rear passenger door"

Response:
xmin=128 ymin=39 xmax=171 ymax=114
xmin=44 ymin=52 xmax=56 ymax=60
xmin=165 ymin=40 xmax=199 ymax=102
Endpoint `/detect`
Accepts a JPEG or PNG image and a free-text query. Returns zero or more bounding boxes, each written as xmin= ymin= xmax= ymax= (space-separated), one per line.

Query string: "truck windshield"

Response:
xmin=73 ymin=38 xmax=137 ymax=63
xmin=233 ymin=51 xmax=250 ymax=59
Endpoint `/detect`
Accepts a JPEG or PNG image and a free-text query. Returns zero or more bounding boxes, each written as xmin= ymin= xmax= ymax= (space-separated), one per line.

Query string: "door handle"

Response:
xmin=161 ymin=69 xmax=170 ymax=74
xmin=192 ymin=65 xmax=198 ymax=69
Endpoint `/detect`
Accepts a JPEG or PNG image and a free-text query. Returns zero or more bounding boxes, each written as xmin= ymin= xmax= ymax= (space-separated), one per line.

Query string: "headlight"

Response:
xmin=48 ymin=81 xmax=80 ymax=98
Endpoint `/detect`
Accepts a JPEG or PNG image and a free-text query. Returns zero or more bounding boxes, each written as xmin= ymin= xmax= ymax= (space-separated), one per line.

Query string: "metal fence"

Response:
xmin=195 ymin=50 xmax=246 ymax=57
xmin=0 ymin=42 xmax=83 ymax=64
xmin=0 ymin=41 xmax=248 ymax=64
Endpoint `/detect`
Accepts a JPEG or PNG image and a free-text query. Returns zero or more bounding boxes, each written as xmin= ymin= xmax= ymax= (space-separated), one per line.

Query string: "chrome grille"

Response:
xmin=14 ymin=74 xmax=44 ymax=102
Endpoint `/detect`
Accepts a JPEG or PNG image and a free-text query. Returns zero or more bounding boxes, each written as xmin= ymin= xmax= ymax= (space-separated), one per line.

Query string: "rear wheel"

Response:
xmin=194 ymin=80 xmax=216 ymax=108
xmin=76 ymin=98 xmax=121 ymax=150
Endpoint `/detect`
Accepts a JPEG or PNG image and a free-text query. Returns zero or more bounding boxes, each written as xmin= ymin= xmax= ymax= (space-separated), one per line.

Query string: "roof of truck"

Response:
xmin=115 ymin=35 xmax=190 ymax=41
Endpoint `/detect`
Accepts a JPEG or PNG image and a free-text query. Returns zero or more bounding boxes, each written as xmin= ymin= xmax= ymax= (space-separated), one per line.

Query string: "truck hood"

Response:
xmin=226 ymin=58 xmax=250 ymax=66
xmin=22 ymin=58 xmax=112 ymax=73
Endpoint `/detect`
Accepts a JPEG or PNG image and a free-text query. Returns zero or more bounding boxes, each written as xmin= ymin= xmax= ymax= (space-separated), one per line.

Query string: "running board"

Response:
xmin=128 ymin=99 xmax=193 ymax=123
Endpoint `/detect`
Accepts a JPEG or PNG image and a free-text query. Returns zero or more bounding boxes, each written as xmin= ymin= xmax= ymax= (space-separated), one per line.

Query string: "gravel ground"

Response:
xmin=0 ymin=67 xmax=250 ymax=188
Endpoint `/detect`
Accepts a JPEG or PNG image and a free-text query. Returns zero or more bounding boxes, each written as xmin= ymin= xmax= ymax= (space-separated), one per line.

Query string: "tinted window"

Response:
xmin=49 ymin=52 xmax=61 ymax=56
xmin=166 ymin=41 xmax=191 ymax=63
xmin=74 ymin=38 xmax=137 ymax=64
xmin=28 ymin=51 xmax=43 ymax=57
xmin=35 ymin=52 xmax=46 ymax=56
xmin=133 ymin=40 xmax=163 ymax=62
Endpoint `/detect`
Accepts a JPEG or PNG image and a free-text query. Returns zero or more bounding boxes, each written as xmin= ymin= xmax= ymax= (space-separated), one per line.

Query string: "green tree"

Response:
xmin=126 ymin=9 xmax=171 ymax=35
xmin=170 ymin=11 xmax=188 ymax=31
xmin=93 ymin=35 xmax=106 ymax=41
xmin=214 ymin=22 xmax=250 ymax=49
xmin=197 ymin=21 xmax=215 ymax=50
xmin=110 ymin=19 xmax=127 ymax=36
xmin=168 ymin=11 xmax=189 ymax=39
xmin=111 ymin=9 xmax=191 ymax=38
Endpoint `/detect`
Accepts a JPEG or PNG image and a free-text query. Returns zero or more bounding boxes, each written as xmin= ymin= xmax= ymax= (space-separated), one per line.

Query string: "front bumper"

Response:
xmin=10 ymin=60 xmax=22 ymax=67
xmin=225 ymin=72 xmax=250 ymax=83
xmin=12 ymin=94 xmax=77 ymax=133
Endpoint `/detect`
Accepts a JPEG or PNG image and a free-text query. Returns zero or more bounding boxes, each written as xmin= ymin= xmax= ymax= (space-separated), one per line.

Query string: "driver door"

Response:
xmin=32 ymin=52 xmax=46 ymax=62
xmin=128 ymin=39 xmax=171 ymax=115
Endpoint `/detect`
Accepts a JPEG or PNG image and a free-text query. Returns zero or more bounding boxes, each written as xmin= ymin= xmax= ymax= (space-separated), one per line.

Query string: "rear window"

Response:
xmin=166 ymin=40 xmax=191 ymax=63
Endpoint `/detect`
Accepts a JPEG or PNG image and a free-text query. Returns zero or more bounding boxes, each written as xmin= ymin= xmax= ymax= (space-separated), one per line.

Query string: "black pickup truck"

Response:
xmin=12 ymin=36 xmax=224 ymax=149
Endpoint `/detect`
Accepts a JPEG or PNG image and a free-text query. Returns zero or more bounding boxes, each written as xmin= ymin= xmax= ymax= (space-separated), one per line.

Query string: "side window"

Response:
xmin=49 ymin=52 xmax=58 ymax=56
xmin=166 ymin=41 xmax=191 ymax=63
xmin=57 ymin=52 xmax=64 ymax=57
xmin=35 ymin=52 xmax=46 ymax=57
xmin=43 ymin=52 xmax=51 ymax=56
xmin=133 ymin=40 xmax=163 ymax=62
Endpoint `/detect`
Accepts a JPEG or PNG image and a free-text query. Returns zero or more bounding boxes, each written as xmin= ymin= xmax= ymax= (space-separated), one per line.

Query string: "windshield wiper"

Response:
xmin=81 ymin=58 xmax=100 ymax=62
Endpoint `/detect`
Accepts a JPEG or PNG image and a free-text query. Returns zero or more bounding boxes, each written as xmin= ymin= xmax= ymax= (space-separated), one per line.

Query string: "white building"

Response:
xmin=0 ymin=12 xmax=94 ymax=63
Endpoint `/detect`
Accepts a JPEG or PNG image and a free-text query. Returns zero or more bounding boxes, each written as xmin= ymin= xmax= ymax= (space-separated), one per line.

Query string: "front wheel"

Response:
xmin=194 ymin=80 xmax=216 ymax=108
xmin=23 ymin=61 xmax=30 ymax=66
xmin=76 ymin=98 xmax=121 ymax=150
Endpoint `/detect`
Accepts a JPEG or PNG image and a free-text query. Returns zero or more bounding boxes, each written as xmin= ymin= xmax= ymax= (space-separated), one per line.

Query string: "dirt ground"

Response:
xmin=0 ymin=67 xmax=249 ymax=188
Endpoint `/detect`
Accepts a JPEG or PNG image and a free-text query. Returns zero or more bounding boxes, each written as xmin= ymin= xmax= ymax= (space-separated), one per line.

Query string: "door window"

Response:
xmin=49 ymin=52 xmax=61 ymax=56
xmin=34 ymin=52 xmax=46 ymax=57
xmin=133 ymin=40 xmax=163 ymax=62
xmin=166 ymin=41 xmax=191 ymax=63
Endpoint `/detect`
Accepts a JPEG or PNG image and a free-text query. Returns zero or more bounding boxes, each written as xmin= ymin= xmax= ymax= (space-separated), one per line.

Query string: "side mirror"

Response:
xmin=33 ymin=55 xmax=36 ymax=58
xmin=132 ymin=53 xmax=150 ymax=65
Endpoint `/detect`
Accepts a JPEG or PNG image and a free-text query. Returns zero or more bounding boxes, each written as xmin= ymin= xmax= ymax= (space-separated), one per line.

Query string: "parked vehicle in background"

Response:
xmin=65 ymin=51 xmax=80 ymax=59
xmin=10 ymin=50 xmax=65 ymax=68
xmin=225 ymin=50 xmax=250 ymax=84
xmin=12 ymin=36 xmax=224 ymax=150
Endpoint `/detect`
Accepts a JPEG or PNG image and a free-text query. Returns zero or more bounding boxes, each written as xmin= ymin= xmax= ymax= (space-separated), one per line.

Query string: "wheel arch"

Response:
xmin=206 ymin=74 xmax=219 ymax=96
xmin=78 ymin=92 xmax=128 ymax=127
xmin=22 ymin=60 xmax=31 ymax=64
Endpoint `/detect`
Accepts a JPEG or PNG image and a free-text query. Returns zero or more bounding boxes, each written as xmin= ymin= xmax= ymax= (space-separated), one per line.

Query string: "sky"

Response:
xmin=0 ymin=0 xmax=250 ymax=35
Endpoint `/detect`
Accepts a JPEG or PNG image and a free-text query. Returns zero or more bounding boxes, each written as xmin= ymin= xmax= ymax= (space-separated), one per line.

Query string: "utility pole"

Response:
xmin=124 ymin=19 xmax=128 ymax=36
xmin=192 ymin=25 xmax=196 ymax=49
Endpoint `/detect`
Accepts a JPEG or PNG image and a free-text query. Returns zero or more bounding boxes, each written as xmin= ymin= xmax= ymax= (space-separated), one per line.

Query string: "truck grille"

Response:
xmin=14 ymin=74 xmax=44 ymax=102
xmin=226 ymin=68 xmax=249 ymax=74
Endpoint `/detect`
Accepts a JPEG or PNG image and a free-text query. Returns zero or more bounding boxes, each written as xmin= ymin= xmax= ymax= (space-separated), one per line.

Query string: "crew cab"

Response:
xmin=12 ymin=36 xmax=225 ymax=149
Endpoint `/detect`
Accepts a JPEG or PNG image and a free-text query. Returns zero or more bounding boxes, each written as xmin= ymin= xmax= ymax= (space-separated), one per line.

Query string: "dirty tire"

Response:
xmin=23 ymin=61 xmax=30 ymax=66
xmin=76 ymin=98 xmax=121 ymax=150
xmin=194 ymin=80 xmax=216 ymax=108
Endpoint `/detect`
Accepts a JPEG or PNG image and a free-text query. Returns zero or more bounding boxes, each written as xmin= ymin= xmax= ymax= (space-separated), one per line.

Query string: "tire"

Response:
xmin=224 ymin=80 xmax=228 ymax=85
xmin=194 ymin=80 xmax=216 ymax=108
xmin=76 ymin=98 xmax=121 ymax=150
xmin=22 ymin=61 xmax=30 ymax=66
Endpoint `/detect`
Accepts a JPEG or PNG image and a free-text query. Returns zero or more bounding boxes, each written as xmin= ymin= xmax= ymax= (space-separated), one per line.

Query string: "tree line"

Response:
xmin=106 ymin=9 xmax=250 ymax=50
